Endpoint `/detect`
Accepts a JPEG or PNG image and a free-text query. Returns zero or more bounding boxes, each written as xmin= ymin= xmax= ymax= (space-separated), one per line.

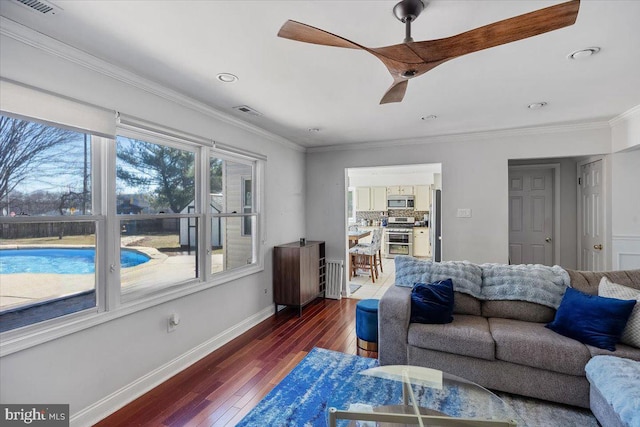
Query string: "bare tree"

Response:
xmin=0 ymin=116 xmax=78 ymax=207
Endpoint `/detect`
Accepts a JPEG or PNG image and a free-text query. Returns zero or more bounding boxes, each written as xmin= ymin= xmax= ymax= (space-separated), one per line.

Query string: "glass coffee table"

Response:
xmin=328 ymin=365 xmax=522 ymax=426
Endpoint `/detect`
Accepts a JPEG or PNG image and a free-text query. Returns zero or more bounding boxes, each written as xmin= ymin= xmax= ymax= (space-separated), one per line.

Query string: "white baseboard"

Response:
xmin=70 ymin=305 xmax=274 ymax=427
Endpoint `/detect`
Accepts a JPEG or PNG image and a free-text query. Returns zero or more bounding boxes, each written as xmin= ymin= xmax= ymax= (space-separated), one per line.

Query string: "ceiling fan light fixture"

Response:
xmin=216 ymin=73 xmax=238 ymax=83
xmin=568 ymin=47 xmax=600 ymax=60
xmin=528 ymin=102 xmax=548 ymax=110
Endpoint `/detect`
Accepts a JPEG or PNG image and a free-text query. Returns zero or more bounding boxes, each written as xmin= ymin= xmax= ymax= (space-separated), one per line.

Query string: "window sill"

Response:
xmin=0 ymin=264 xmax=264 ymax=357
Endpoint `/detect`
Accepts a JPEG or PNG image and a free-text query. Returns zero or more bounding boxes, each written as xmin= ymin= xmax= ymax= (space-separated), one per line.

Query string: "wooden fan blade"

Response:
xmin=380 ymin=80 xmax=409 ymax=104
xmin=408 ymin=0 xmax=580 ymax=63
xmin=278 ymin=20 xmax=363 ymax=50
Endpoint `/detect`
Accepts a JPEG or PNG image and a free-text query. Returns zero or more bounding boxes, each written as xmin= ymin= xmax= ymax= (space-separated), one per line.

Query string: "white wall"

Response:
xmin=611 ymin=105 xmax=640 ymax=152
xmin=0 ymin=33 xmax=305 ymax=423
xmin=611 ymin=148 xmax=640 ymax=269
xmin=306 ymin=126 xmax=612 ymax=265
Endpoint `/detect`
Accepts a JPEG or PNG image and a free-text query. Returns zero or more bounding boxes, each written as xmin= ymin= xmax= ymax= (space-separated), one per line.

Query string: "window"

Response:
xmin=347 ymin=187 xmax=356 ymax=224
xmin=0 ymin=115 xmax=100 ymax=332
xmin=0 ymin=106 xmax=265 ymax=347
xmin=242 ymin=177 xmax=252 ymax=236
xmin=116 ymin=134 xmax=198 ymax=300
xmin=209 ymin=154 xmax=258 ymax=275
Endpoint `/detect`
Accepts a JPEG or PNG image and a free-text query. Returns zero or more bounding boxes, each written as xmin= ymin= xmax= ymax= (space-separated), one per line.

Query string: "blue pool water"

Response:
xmin=0 ymin=248 xmax=150 ymax=274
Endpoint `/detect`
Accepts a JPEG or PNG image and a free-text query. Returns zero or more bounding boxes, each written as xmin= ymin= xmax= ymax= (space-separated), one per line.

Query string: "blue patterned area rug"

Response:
xmin=236 ymin=348 xmax=597 ymax=427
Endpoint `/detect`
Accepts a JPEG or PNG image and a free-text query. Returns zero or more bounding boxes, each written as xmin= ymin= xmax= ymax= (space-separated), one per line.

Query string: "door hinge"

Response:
xmin=578 ymin=177 xmax=582 ymax=185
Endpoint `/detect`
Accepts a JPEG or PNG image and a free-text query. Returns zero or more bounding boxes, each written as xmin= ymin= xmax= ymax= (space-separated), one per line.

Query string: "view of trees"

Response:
xmin=116 ymin=136 xmax=195 ymax=214
xmin=1 ymin=116 xmax=209 ymax=217
xmin=0 ymin=115 xmax=89 ymax=216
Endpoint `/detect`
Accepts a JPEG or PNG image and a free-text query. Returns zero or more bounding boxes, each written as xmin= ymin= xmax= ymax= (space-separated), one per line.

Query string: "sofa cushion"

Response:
xmin=410 ymin=279 xmax=454 ymax=324
xmin=408 ymin=314 xmax=495 ymax=360
xmin=546 ymin=287 xmax=635 ymax=351
xmin=566 ymin=269 xmax=640 ymax=295
xmin=489 ymin=317 xmax=591 ymax=376
xmin=585 ymin=343 xmax=640 ymax=362
xmin=585 ymin=356 xmax=640 ymax=427
xmin=481 ymin=300 xmax=555 ymax=323
xmin=598 ymin=277 xmax=640 ymax=348
xmin=453 ymin=291 xmax=481 ymax=316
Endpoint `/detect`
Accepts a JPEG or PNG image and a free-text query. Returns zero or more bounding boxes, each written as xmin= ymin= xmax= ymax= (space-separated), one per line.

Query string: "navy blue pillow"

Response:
xmin=410 ymin=279 xmax=455 ymax=324
xmin=546 ymin=287 xmax=636 ymax=351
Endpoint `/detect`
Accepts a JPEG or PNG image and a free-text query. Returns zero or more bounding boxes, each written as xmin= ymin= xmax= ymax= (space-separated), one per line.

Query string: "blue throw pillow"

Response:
xmin=546 ymin=287 xmax=636 ymax=351
xmin=410 ymin=279 xmax=455 ymax=324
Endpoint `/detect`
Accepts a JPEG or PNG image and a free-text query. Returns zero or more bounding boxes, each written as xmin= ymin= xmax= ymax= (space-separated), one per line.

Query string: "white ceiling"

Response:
xmin=1 ymin=0 xmax=639 ymax=148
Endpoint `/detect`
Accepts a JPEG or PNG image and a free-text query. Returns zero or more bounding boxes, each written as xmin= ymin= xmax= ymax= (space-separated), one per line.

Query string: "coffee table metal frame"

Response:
xmin=327 ymin=365 xmax=518 ymax=427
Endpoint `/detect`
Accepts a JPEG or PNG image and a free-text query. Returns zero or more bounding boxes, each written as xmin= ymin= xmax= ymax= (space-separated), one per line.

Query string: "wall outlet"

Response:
xmin=168 ymin=313 xmax=180 ymax=333
xmin=456 ymin=208 xmax=472 ymax=218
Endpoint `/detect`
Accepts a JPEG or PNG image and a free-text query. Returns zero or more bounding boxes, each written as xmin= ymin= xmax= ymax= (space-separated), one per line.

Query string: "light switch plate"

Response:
xmin=457 ymin=208 xmax=472 ymax=218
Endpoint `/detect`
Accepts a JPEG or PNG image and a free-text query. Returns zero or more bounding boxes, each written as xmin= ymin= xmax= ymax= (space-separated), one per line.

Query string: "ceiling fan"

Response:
xmin=278 ymin=0 xmax=580 ymax=104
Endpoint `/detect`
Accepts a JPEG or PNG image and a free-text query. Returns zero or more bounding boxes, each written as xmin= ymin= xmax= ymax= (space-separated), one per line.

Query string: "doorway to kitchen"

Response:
xmin=345 ymin=163 xmax=442 ymax=299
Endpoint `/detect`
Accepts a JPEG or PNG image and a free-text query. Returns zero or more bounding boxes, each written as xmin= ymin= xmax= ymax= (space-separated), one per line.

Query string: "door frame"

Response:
xmin=508 ymin=164 xmax=561 ymax=265
xmin=576 ymin=155 xmax=610 ymax=270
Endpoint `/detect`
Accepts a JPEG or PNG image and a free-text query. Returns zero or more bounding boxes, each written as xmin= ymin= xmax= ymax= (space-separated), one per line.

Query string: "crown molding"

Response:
xmin=307 ymin=120 xmax=611 ymax=153
xmin=0 ymin=16 xmax=305 ymax=153
xmin=609 ymin=104 xmax=640 ymax=126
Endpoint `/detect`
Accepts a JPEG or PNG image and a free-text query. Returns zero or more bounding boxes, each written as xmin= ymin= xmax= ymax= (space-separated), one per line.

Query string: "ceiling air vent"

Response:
xmin=13 ymin=0 xmax=60 ymax=15
xmin=232 ymin=105 xmax=263 ymax=117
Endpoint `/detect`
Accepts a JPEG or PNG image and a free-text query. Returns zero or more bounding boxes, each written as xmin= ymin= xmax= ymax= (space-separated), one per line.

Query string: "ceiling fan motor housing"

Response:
xmin=393 ymin=0 xmax=425 ymax=23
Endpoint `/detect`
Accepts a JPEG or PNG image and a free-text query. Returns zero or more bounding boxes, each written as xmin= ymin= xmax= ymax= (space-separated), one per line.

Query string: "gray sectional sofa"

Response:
xmin=379 ymin=264 xmax=640 ymax=408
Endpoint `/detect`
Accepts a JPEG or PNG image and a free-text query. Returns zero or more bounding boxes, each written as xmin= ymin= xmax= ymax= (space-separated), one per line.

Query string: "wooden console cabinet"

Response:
xmin=273 ymin=241 xmax=326 ymax=316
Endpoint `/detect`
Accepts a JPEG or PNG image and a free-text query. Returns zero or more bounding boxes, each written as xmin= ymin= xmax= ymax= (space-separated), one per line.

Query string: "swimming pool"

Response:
xmin=0 ymin=248 xmax=151 ymax=274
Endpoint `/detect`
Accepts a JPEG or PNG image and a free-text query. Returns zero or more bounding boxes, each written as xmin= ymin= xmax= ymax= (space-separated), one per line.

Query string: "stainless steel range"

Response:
xmin=385 ymin=216 xmax=414 ymax=258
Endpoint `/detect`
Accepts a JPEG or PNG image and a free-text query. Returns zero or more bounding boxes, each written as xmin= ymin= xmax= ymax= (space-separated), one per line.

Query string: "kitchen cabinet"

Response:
xmin=387 ymin=185 xmax=414 ymax=196
xmin=371 ymin=186 xmax=386 ymax=211
xmin=413 ymin=228 xmax=430 ymax=257
xmin=414 ymin=185 xmax=431 ymax=211
xmin=273 ymin=241 xmax=326 ymax=316
xmin=355 ymin=187 xmax=370 ymax=211
xmin=356 ymin=186 xmax=386 ymax=211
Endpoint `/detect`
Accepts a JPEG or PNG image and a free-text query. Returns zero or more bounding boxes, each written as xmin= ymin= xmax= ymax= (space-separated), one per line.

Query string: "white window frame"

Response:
xmin=0 ymin=114 xmax=106 ymax=354
xmin=113 ymin=129 xmax=202 ymax=306
xmin=0 ymin=111 xmax=266 ymax=357
xmin=208 ymin=149 xmax=263 ymax=282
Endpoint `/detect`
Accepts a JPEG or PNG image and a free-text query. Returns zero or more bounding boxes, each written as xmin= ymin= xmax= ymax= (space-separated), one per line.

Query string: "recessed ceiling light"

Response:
xmin=216 ymin=73 xmax=238 ymax=83
xmin=421 ymin=115 xmax=437 ymax=121
xmin=568 ymin=47 xmax=600 ymax=60
xmin=527 ymin=102 xmax=548 ymax=110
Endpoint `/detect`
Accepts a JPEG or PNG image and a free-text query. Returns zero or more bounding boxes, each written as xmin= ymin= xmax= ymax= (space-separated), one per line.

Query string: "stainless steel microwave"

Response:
xmin=387 ymin=195 xmax=414 ymax=209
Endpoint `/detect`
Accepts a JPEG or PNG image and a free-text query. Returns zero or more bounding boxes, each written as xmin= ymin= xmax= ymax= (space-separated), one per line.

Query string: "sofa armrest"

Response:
xmin=378 ymin=285 xmax=412 ymax=366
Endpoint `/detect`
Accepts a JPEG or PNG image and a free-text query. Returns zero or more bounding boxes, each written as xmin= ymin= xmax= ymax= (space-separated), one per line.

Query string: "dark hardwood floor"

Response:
xmin=95 ymin=298 xmax=376 ymax=427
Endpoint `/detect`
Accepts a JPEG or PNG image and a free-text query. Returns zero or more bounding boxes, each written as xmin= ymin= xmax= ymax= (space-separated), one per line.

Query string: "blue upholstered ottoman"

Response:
xmin=356 ymin=299 xmax=380 ymax=351
xmin=585 ymin=355 xmax=640 ymax=427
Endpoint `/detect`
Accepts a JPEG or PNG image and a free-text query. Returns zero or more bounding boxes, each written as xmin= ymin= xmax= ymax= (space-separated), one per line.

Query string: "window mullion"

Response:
xmin=103 ymin=136 xmax=120 ymax=311
xmin=199 ymin=146 xmax=210 ymax=281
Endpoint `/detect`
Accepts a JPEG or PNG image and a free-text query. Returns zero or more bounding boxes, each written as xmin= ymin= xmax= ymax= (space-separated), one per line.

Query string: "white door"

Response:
xmin=579 ymin=159 xmax=605 ymax=270
xmin=509 ymin=168 xmax=554 ymax=265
